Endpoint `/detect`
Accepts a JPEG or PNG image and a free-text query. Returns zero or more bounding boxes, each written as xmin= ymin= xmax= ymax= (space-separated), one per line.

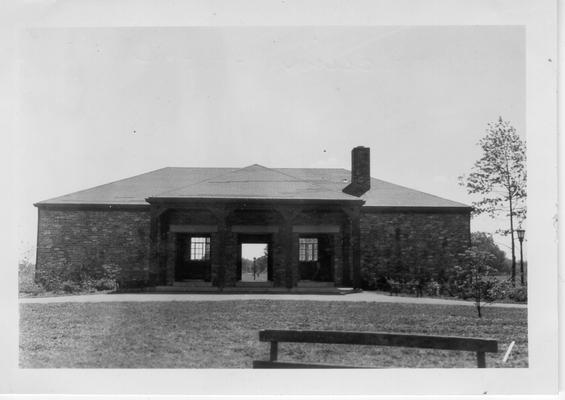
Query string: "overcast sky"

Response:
xmin=15 ymin=26 xmax=525 ymax=260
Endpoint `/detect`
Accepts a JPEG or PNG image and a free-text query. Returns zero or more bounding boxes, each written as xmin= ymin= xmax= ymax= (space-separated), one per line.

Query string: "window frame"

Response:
xmin=299 ymin=237 xmax=319 ymax=262
xmin=189 ymin=236 xmax=211 ymax=261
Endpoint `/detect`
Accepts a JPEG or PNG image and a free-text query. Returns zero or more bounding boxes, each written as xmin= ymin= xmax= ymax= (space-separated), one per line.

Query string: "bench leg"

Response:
xmin=270 ymin=341 xmax=278 ymax=362
xmin=476 ymin=351 xmax=486 ymax=368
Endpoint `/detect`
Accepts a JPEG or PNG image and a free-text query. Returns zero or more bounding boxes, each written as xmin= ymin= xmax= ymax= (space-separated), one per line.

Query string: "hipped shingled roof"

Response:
xmin=35 ymin=164 xmax=470 ymax=209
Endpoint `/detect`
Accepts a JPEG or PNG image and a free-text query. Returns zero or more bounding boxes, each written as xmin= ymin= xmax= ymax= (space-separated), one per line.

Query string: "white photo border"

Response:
xmin=1 ymin=0 xmax=558 ymax=397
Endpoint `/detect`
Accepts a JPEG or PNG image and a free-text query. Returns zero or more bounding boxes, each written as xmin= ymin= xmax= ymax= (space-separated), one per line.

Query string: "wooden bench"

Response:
xmin=252 ymin=329 xmax=498 ymax=368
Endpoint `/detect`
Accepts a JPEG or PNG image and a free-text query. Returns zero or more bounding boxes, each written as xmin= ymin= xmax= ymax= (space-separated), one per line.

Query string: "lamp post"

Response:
xmin=516 ymin=228 xmax=525 ymax=286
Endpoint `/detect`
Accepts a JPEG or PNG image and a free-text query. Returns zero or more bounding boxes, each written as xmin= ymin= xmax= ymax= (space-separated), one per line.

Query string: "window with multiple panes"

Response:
xmin=190 ymin=237 xmax=211 ymax=260
xmin=299 ymin=238 xmax=318 ymax=262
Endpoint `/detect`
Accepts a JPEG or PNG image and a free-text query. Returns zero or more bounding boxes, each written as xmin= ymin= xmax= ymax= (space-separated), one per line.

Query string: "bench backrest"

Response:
xmin=260 ymin=329 xmax=497 ymax=352
xmin=257 ymin=329 xmax=498 ymax=368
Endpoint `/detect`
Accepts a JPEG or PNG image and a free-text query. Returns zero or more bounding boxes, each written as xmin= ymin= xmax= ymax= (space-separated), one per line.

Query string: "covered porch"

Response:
xmin=146 ymin=198 xmax=364 ymax=292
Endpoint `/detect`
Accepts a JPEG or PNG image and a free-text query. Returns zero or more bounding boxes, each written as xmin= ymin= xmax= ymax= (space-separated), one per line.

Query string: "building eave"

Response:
xmin=145 ymin=197 xmax=365 ymax=206
xmin=361 ymin=205 xmax=473 ymax=214
xmin=34 ymin=203 xmax=151 ymax=211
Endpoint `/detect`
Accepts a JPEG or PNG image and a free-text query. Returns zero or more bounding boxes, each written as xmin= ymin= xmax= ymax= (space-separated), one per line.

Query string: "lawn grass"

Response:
xmin=19 ymin=300 xmax=527 ymax=368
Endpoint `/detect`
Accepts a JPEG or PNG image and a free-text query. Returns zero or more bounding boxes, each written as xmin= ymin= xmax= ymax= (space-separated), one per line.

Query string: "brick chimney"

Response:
xmin=343 ymin=146 xmax=371 ymax=197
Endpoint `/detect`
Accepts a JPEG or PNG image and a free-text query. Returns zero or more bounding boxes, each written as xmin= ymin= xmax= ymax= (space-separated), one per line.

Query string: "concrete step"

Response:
xmin=336 ymin=287 xmax=358 ymax=295
xmin=296 ymin=281 xmax=335 ymax=288
xmin=154 ymin=285 xmax=218 ymax=293
xmin=222 ymin=287 xmax=289 ymax=294
xmin=235 ymin=281 xmax=274 ymax=288
xmin=173 ymin=280 xmax=213 ymax=287
xmin=148 ymin=285 xmax=358 ymax=295
xmin=290 ymin=288 xmax=341 ymax=294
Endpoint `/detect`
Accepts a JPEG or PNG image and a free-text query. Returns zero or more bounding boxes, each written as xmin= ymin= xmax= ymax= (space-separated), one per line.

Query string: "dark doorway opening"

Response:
xmin=175 ymin=233 xmax=212 ymax=281
xmin=237 ymin=234 xmax=273 ymax=282
xmin=299 ymin=234 xmax=333 ymax=282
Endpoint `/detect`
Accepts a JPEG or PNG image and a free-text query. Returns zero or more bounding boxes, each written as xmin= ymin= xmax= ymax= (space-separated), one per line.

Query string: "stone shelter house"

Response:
xmin=34 ymin=147 xmax=471 ymax=291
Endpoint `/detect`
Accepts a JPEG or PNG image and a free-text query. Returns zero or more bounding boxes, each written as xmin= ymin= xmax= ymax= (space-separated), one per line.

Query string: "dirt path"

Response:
xmin=19 ymin=291 xmax=526 ymax=308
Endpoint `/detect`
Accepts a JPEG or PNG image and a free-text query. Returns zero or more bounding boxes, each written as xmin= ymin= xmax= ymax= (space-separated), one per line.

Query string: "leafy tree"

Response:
xmin=459 ymin=117 xmax=526 ymax=286
xmin=471 ymin=232 xmax=508 ymax=273
xmin=255 ymin=255 xmax=268 ymax=274
xmin=448 ymin=248 xmax=502 ymax=318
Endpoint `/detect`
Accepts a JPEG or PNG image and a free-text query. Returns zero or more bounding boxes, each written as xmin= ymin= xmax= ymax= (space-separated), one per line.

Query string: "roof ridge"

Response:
xmin=275 ymin=167 xmax=349 ymax=171
xmin=244 ymin=164 xmax=307 ymax=181
xmin=152 ymin=164 xmax=294 ymax=197
xmin=152 ymin=167 xmax=243 ymax=197
xmin=207 ymin=165 xmax=349 ymax=192
xmin=162 ymin=166 xmax=242 ymax=171
xmin=152 ymin=164 xmax=359 ymax=200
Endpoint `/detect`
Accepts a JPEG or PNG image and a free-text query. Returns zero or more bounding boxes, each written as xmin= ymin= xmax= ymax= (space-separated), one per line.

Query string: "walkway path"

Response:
xmin=19 ymin=291 xmax=526 ymax=308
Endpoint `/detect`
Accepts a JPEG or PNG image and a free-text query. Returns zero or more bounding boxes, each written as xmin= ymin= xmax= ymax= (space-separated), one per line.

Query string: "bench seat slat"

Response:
xmin=253 ymin=360 xmax=362 ymax=369
xmin=259 ymin=330 xmax=498 ymax=353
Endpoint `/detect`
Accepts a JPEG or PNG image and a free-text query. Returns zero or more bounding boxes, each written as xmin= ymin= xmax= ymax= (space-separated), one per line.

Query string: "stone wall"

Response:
xmin=36 ymin=207 xmax=151 ymax=286
xmin=359 ymin=210 xmax=471 ymax=287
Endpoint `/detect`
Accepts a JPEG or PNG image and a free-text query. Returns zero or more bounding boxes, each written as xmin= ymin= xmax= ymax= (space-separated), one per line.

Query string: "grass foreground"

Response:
xmin=20 ymin=300 xmax=527 ymax=368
